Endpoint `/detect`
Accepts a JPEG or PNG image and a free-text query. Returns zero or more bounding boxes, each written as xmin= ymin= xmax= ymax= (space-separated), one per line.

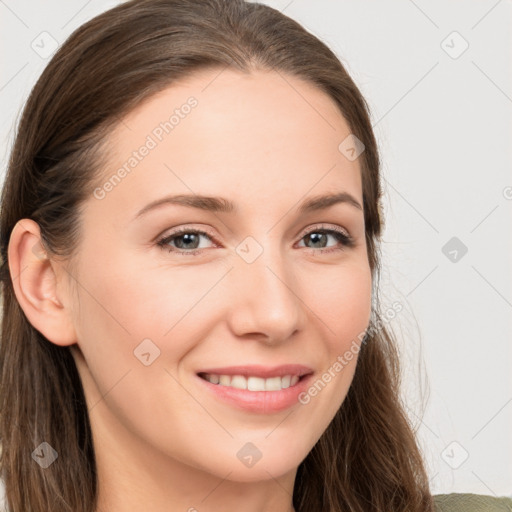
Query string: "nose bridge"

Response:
xmin=229 ymin=236 xmax=303 ymax=341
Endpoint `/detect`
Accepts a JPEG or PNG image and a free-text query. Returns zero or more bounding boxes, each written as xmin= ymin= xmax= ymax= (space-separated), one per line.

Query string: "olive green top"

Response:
xmin=434 ymin=493 xmax=512 ymax=511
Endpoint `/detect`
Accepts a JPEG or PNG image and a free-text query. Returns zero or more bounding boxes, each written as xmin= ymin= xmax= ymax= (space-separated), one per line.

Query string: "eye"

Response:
xmin=156 ymin=227 xmax=217 ymax=256
xmin=296 ymin=224 xmax=354 ymax=254
xmin=156 ymin=224 xmax=354 ymax=256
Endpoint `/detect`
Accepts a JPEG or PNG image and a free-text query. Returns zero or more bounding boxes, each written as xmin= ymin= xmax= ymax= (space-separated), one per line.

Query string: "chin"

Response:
xmin=219 ymin=461 xmax=298 ymax=483
xmin=186 ymin=445 xmax=305 ymax=483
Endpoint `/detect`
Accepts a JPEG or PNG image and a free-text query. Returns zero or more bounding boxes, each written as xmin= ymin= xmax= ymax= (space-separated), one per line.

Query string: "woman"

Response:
xmin=0 ymin=1 xmax=509 ymax=511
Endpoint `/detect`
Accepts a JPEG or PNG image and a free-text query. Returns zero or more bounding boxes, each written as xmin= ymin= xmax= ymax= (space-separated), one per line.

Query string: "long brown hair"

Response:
xmin=0 ymin=1 xmax=434 ymax=510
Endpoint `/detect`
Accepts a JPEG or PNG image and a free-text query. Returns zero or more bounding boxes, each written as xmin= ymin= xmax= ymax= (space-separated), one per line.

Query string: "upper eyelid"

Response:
xmin=306 ymin=224 xmax=350 ymax=237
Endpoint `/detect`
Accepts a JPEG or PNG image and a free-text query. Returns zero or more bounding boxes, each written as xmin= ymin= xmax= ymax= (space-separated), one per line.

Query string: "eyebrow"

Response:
xmin=133 ymin=191 xmax=363 ymax=220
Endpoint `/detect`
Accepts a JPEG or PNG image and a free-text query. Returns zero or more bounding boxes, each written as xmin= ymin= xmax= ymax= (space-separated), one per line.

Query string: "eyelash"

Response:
xmin=156 ymin=224 xmax=354 ymax=256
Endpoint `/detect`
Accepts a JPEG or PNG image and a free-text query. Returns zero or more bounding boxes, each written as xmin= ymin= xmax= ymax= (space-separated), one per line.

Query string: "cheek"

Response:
xmin=313 ymin=261 xmax=372 ymax=348
xmin=76 ymin=250 xmax=216 ymax=343
xmin=302 ymin=261 xmax=372 ymax=402
xmin=69 ymin=254 xmax=216 ymax=450
xmin=70 ymin=249 xmax=232 ymax=406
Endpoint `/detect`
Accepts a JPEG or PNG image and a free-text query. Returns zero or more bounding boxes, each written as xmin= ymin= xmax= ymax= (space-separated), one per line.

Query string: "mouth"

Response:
xmin=195 ymin=364 xmax=314 ymax=413
xmin=197 ymin=372 xmax=309 ymax=391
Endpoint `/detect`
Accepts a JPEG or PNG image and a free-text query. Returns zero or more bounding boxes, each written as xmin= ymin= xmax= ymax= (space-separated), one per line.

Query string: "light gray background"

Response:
xmin=1 ymin=0 xmax=511 ymax=500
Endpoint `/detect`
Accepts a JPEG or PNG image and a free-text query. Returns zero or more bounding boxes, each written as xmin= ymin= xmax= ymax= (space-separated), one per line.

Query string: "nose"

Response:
xmin=226 ymin=245 xmax=305 ymax=345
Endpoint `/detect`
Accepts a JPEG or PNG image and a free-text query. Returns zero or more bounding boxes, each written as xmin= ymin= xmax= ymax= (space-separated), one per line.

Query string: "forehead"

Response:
xmin=90 ymin=68 xmax=363 ymax=222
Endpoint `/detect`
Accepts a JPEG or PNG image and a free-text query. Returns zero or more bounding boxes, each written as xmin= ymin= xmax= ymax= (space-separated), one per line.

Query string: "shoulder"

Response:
xmin=434 ymin=493 xmax=512 ymax=511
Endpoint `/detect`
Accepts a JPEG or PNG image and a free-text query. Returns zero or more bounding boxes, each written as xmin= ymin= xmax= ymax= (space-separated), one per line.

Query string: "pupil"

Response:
xmin=178 ymin=233 xmax=199 ymax=249
xmin=308 ymin=232 xmax=326 ymax=248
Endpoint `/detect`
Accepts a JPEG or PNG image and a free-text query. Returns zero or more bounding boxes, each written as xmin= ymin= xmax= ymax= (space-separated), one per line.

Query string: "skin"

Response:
xmin=9 ymin=68 xmax=372 ymax=512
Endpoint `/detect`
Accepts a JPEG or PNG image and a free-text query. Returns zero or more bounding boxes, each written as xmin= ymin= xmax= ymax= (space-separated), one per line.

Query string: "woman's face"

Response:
xmin=66 ymin=68 xmax=372 ymax=483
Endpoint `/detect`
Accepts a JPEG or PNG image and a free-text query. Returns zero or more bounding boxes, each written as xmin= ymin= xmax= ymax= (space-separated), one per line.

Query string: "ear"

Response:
xmin=7 ymin=218 xmax=77 ymax=346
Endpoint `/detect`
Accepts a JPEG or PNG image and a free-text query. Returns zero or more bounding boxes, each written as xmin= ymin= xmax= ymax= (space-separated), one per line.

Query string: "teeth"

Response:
xmin=219 ymin=375 xmax=231 ymax=386
xmin=247 ymin=376 xmax=265 ymax=391
xmin=201 ymin=373 xmax=302 ymax=391
xmin=265 ymin=376 xmax=282 ymax=391
xmin=230 ymin=375 xmax=247 ymax=390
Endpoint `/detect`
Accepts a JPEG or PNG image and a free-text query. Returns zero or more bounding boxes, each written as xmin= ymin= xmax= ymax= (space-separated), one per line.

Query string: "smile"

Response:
xmin=195 ymin=364 xmax=314 ymax=413
xmin=198 ymin=373 xmax=300 ymax=391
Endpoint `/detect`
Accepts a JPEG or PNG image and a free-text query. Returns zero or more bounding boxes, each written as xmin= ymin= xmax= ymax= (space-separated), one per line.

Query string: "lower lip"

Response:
xmin=196 ymin=374 xmax=314 ymax=414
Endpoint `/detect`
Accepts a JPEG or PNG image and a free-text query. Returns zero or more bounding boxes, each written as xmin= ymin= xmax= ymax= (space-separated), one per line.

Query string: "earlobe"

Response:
xmin=7 ymin=218 xmax=77 ymax=346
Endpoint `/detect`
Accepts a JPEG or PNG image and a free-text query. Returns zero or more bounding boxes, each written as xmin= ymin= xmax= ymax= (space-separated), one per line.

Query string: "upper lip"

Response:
xmin=196 ymin=364 xmax=314 ymax=379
